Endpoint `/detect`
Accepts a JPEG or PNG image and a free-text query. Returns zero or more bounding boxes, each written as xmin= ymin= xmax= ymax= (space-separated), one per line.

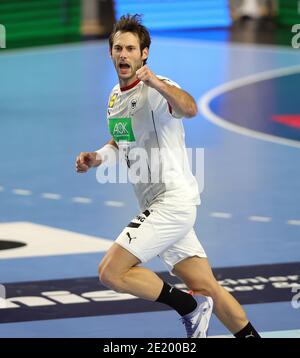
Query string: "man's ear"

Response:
xmin=142 ymin=47 xmax=149 ymax=62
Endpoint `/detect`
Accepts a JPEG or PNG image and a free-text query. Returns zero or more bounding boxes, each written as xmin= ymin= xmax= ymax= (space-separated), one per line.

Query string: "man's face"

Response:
xmin=111 ymin=31 xmax=148 ymax=85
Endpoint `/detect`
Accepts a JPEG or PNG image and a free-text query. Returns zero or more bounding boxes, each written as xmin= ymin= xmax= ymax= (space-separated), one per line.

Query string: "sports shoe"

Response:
xmin=180 ymin=295 xmax=213 ymax=338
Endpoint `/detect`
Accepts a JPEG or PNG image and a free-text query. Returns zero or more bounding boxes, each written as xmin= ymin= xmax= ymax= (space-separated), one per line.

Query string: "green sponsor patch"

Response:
xmin=109 ymin=117 xmax=135 ymax=143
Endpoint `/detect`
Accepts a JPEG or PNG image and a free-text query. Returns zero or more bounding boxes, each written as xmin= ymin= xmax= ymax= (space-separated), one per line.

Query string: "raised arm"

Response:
xmin=136 ymin=65 xmax=198 ymax=118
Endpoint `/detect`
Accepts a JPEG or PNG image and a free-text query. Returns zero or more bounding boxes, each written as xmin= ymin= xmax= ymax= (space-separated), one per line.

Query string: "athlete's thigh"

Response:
xmin=99 ymin=243 xmax=141 ymax=275
xmin=159 ymin=228 xmax=206 ymax=275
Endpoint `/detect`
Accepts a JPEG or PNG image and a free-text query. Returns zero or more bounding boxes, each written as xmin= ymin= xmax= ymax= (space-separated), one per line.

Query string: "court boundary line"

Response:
xmin=211 ymin=328 xmax=300 ymax=338
xmin=198 ymin=64 xmax=300 ymax=149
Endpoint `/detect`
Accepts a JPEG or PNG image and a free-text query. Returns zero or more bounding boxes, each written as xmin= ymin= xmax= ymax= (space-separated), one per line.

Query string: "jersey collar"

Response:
xmin=120 ymin=79 xmax=141 ymax=92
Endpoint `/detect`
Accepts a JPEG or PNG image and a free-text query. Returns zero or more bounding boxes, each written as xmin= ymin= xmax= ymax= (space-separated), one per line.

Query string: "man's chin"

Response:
xmin=118 ymin=68 xmax=133 ymax=76
xmin=119 ymin=73 xmax=131 ymax=78
xmin=118 ymin=72 xmax=136 ymax=81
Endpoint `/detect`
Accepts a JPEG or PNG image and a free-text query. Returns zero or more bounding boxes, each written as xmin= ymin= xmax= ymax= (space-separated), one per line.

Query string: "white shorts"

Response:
xmin=115 ymin=201 xmax=207 ymax=274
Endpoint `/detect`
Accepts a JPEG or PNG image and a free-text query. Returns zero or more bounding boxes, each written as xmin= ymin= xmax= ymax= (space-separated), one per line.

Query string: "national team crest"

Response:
xmin=131 ymin=98 xmax=137 ymax=110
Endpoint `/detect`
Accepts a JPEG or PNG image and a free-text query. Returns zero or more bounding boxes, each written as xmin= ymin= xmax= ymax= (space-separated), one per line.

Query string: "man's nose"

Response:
xmin=120 ymin=49 xmax=127 ymax=58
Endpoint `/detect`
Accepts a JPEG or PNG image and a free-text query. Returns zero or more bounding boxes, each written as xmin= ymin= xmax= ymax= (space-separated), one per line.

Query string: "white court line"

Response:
xmin=287 ymin=220 xmax=300 ymax=226
xmin=41 ymin=193 xmax=62 ymax=200
xmin=72 ymin=197 xmax=92 ymax=204
xmin=260 ymin=329 xmax=300 ymax=338
xmin=104 ymin=200 xmax=125 ymax=207
xmin=248 ymin=216 xmax=272 ymax=223
xmin=211 ymin=329 xmax=300 ymax=338
xmin=198 ymin=64 xmax=300 ymax=149
xmin=210 ymin=212 xmax=232 ymax=219
xmin=0 ymin=222 xmax=112 ymax=258
xmin=6 ymin=186 xmax=300 ymax=226
xmin=12 ymin=189 xmax=32 ymax=196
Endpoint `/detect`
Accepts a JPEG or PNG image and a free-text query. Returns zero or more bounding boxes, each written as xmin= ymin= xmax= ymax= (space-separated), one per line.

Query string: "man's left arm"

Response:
xmin=136 ymin=65 xmax=198 ymax=118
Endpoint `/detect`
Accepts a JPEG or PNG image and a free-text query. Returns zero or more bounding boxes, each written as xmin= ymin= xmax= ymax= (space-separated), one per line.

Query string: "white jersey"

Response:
xmin=106 ymin=76 xmax=200 ymax=210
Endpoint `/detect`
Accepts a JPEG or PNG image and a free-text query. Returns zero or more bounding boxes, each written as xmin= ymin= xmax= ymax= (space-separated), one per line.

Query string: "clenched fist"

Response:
xmin=76 ymin=152 xmax=100 ymax=173
xmin=136 ymin=65 xmax=161 ymax=88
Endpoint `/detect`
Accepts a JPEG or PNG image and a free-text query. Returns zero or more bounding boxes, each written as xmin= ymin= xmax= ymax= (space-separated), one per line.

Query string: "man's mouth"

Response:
xmin=119 ymin=63 xmax=130 ymax=70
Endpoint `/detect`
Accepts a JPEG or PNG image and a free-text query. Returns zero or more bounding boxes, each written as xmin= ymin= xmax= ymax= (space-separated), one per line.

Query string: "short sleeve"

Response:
xmin=148 ymin=76 xmax=183 ymax=120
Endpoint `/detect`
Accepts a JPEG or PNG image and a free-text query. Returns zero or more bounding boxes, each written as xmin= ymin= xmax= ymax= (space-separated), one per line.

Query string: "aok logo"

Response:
xmin=0 ymin=24 xmax=6 ymax=49
xmin=291 ymin=24 xmax=300 ymax=49
xmin=113 ymin=122 xmax=128 ymax=135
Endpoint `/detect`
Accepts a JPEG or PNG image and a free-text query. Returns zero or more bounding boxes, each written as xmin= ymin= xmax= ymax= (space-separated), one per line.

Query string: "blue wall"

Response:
xmin=114 ymin=0 xmax=231 ymax=30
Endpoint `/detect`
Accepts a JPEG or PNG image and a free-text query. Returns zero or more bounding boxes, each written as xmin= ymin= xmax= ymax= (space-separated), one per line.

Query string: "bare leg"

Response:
xmin=99 ymin=243 xmax=163 ymax=301
xmin=173 ymin=256 xmax=248 ymax=334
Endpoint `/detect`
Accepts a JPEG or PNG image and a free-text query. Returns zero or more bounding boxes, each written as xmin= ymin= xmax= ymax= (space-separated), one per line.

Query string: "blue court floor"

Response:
xmin=0 ymin=36 xmax=299 ymax=337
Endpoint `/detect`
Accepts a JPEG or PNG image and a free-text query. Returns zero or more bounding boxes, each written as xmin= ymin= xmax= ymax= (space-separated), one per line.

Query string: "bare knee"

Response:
xmin=98 ymin=262 xmax=124 ymax=293
xmin=190 ymin=279 xmax=222 ymax=298
xmin=98 ymin=262 xmax=112 ymax=288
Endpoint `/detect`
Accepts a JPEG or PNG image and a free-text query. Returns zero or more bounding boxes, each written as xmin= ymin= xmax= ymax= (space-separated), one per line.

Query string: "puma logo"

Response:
xmin=126 ymin=232 xmax=136 ymax=244
xmin=245 ymin=331 xmax=255 ymax=338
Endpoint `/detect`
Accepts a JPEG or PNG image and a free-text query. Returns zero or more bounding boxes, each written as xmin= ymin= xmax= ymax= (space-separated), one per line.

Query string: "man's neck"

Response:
xmin=119 ymin=75 xmax=138 ymax=89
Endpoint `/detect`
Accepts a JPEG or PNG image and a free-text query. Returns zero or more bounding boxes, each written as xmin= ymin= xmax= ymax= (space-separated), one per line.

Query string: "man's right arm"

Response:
xmin=76 ymin=138 xmax=118 ymax=173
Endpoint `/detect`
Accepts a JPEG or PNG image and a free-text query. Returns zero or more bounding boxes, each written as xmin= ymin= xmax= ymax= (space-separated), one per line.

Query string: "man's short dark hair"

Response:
xmin=109 ymin=14 xmax=151 ymax=63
